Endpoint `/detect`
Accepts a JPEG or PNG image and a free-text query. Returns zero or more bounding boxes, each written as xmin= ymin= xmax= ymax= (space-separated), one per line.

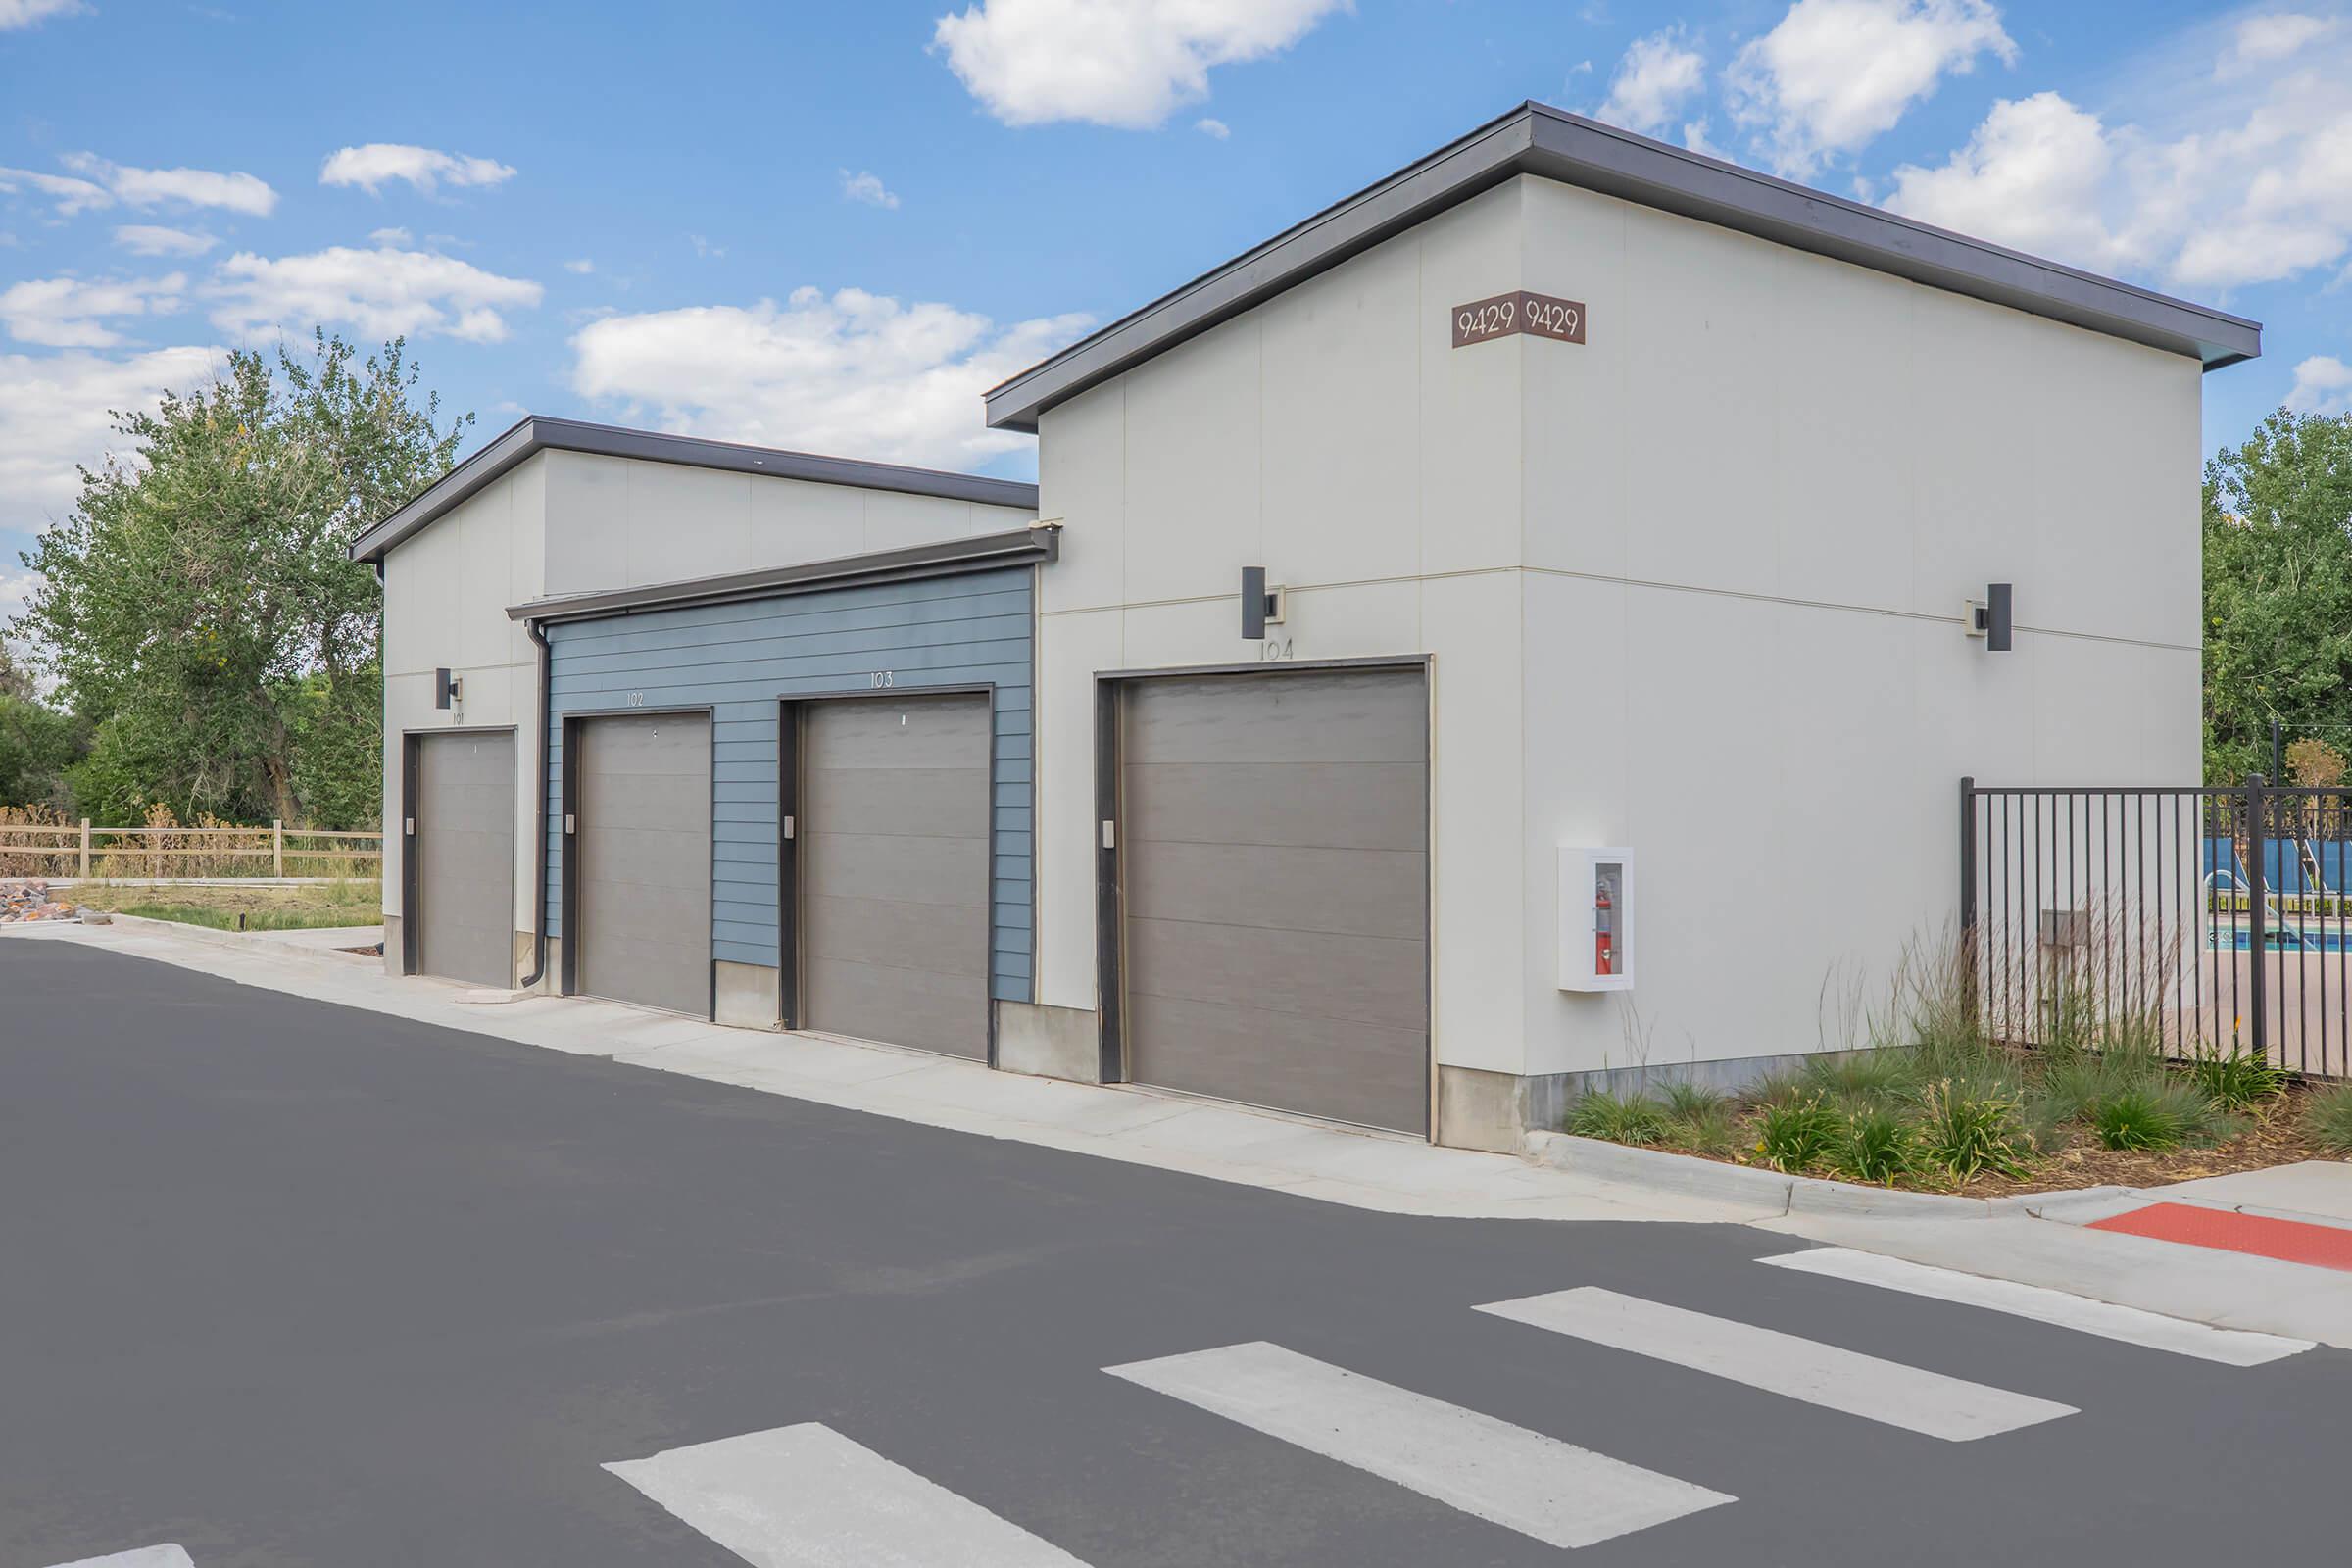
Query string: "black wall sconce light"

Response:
xmin=1966 ymin=583 xmax=2013 ymax=652
xmin=435 ymin=666 xmax=463 ymax=709
xmin=1240 ymin=566 xmax=1285 ymax=639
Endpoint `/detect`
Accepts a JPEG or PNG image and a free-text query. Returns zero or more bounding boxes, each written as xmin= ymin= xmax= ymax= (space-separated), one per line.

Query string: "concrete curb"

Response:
xmin=1525 ymin=1133 xmax=2142 ymax=1222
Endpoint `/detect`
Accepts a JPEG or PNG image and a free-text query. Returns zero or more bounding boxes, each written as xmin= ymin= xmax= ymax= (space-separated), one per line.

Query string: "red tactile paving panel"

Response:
xmin=2087 ymin=1201 xmax=2352 ymax=1273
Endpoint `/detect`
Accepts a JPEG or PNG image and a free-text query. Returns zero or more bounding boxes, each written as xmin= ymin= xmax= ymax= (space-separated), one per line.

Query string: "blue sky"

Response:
xmin=4 ymin=0 xmax=2349 ymax=637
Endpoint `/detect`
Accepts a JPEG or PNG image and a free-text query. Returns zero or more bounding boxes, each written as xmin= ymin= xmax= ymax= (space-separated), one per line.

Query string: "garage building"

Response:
xmin=359 ymin=418 xmax=1045 ymax=1039
xmin=366 ymin=103 xmax=2259 ymax=1151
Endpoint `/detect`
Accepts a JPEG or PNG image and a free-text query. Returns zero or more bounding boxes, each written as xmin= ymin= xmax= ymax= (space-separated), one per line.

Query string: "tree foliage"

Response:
xmin=2202 ymin=408 xmax=2352 ymax=783
xmin=9 ymin=333 xmax=468 ymax=826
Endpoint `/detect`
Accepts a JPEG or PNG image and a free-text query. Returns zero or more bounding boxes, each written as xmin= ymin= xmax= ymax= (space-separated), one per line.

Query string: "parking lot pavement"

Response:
xmin=6 ymin=939 xmax=2346 ymax=1567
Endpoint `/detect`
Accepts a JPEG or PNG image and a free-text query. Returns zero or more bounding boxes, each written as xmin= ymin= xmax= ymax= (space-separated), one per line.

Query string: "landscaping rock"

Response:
xmin=0 ymin=879 xmax=79 ymax=925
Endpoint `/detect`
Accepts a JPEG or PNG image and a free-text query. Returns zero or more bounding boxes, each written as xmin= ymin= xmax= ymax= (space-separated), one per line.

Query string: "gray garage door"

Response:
xmin=414 ymin=731 xmax=515 ymax=989
xmin=1120 ymin=667 xmax=1430 ymax=1133
xmin=798 ymin=693 xmax=991 ymax=1058
xmin=574 ymin=712 xmax=712 ymax=1016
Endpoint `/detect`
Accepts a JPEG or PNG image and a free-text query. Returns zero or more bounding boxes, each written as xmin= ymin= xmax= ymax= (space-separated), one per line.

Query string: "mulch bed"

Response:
xmin=1642 ymin=1080 xmax=2345 ymax=1198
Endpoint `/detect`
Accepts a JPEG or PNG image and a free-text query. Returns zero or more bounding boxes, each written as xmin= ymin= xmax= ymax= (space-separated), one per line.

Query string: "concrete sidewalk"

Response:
xmin=0 ymin=918 xmax=1761 ymax=1226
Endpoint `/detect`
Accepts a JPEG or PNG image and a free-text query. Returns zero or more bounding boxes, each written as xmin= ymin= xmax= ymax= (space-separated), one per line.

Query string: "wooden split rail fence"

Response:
xmin=0 ymin=821 xmax=383 ymax=880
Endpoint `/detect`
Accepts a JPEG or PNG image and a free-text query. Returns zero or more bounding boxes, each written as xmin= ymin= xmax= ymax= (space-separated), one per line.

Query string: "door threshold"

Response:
xmin=1112 ymin=1082 xmax=1429 ymax=1145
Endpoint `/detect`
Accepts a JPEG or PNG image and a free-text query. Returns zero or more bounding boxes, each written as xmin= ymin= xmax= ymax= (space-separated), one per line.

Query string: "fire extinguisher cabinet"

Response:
xmin=1558 ymin=847 xmax=1633 ymax=992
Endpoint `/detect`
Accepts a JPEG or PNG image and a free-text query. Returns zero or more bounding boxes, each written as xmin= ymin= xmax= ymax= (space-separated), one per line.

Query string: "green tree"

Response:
xmin=0 ymin=643 xmax=88 ymax=809
xmin=9 ymin=332 xmax=468 ymax=826
xmin=2203 ymin=408 xmax=2352 ymax=782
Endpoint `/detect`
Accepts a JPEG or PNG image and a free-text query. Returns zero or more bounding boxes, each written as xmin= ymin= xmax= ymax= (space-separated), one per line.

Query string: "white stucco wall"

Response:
xmin=379 ymin=446 xmax=1036 ymax=937
xmin=1513 ymin=177 xmax=2203 ymax=1080
xmin=1029 ymin=172 xmax=2205 ymax=1087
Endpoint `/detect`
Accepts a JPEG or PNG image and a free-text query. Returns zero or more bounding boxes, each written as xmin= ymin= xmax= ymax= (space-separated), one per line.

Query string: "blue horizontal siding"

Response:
xmin=542 ymin=565 xmax=1035 ymax=1006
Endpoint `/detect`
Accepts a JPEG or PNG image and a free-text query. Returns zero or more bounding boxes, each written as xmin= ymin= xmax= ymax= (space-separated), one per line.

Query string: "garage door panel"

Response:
xmin=799 ymin=694 xmax=991 ymax=1057
xmin=803 ymin=765 xmax=991 ymax=838
xmin=803 ymin=894 xmax=986 ymax=976
xmin=1120 ymin=667 xmax=1428 ymax=1135
xmin=1126 ymin=992 xmax=1427 ymax=1133
xmin=576 ymin=712 xmax=712 ymax=1016
xmin=415 ymin=732 xmax=515 ymax=990
xmin=1121 ymin=671 xmax=1427 ymax=766
xmin=803 ymin=694 xmax=990 ymax=764
xmin=1127 ymin=916 xmax=1425 ymax=1029
xmin=802 ymin=830 xmax=989 ymax=906
xmin=803 ymin=959 xmax=986 ymax=1058
xmin=1124 ymin=760 xmax=1425 ymax=853
xmin=1123 ymin=840 xmax=1426 ymax=940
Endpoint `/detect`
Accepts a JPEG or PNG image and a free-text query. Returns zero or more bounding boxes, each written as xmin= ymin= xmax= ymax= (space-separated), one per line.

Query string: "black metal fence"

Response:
xmin=1960 ymin=776 xmax=2350 ymax=1078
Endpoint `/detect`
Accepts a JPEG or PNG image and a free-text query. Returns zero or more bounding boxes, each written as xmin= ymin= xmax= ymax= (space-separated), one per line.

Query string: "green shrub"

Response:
xmin=1660 ymin=1080 xmax=1725 ymax=1120
xmin=2307 ymin=1084 xmax=2352 ymax=1153
xmin=1565 ymin=1089 xmax=1671 ymax=1146
xmin=2184 ymin=1045 xmax=2287 ymax=1111
xmin=1754 ymin=1096 xmax=1840 ymax=1172
xmin=1748 ymin=1069 xmax=1809 ymax=1108
xmin=1915 ymin=1080 xmax=2032 ymax=1181
xmin=1827 ymin=1106 xmax=1915 ymax=1185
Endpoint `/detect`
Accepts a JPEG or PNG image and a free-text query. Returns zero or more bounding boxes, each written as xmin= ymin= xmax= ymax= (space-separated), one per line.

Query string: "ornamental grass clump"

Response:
xmin=1659 ymin=1080 xmax=1739 ymax=1155
xmin=2307 ymin=1084 xmax=2352 ymax=1154
xmin=1914 ymin=1080 xmax=2031 ymax=1182
xmin=1754 ymin=1096 xmax=1840 ymax=1173
xmin=1565 ymin=1088 xmax=1671 ymax=1147
xmin=1826 ymin=1105 xmax=1915 ymax=1186
xmin=2184 ymin=1043 xmax=2288 ymax=1112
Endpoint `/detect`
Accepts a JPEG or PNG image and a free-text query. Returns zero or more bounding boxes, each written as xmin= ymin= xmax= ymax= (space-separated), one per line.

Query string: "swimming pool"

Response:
xmin=2210 ymin=925 xmax=2352 ymax=953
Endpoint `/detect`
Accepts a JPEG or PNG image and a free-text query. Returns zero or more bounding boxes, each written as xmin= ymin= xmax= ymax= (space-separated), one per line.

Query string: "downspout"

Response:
xmin=518 ymin=616 xmax=553 ymax=990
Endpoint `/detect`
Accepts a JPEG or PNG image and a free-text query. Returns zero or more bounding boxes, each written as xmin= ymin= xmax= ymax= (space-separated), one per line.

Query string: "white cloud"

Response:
xmin=0 ymin=273 xmax=187 ymax=348
xmin=1196 ymin=117 xmax=1230 ymax=138
xmin=113 ymin=223 xmax=217 ymax=258
xmin=1886 ymin=21 xmax=2352 ymax=294
xmin=1885 ymin=93 xmax=2137 ymax=267
xmin=2286 ymin=355 xmax=2352 ymax=416
xmin=1597 ymin=26 xmax=1707 ymax=136
xmin=933 ymin=0 xmax=1349 ymax=129
xmin=840 ymin=170 xmax=901 ymax=209
xmin=319 ymin=144 xmax=517 ymax=196
xmin=0 ymin=0 xmax=84 ymax=29
xmin=0 ymin=345 xmax=220 ymax=533
xmin=2230 ymin=12 xmax=2340 ymax=70
xmin=563 ymin=257 xmax=595 ymax=274
xmin=368 ymin=225 xmax=412 ymax=246
xmin=1726 ymin=0 xmax=2015 ymax=176
xmin=0 ymin=166 xmax=113 ymax=218
xmin=690 ymin=234 xmax=725 ymax=259
xmin=60 ymin=153 xmax=277 ymax=216
xmin=206 ymin=246 xmax=542 ymax=343
xmin=571 ymin=286 xmax=1094 ymax=469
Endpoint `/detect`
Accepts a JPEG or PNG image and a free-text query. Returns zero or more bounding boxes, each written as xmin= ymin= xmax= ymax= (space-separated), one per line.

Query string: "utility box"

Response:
xmin=1558 ymin=848 xmax=1632 ymax=992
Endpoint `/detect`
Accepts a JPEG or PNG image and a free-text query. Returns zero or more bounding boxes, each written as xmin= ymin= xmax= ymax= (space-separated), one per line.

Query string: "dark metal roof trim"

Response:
xmin=984 ymin=102 xmax=2261 ymax=433
xmin=506 ymin=523 xmax=1059 ymax=624
xmin=353 ymin=415 xmax=1041 ymax=564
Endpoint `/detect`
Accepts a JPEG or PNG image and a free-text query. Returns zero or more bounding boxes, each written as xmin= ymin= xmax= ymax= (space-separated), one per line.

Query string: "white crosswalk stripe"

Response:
xmin=1477 ymin=1287 xmax=2076 ymax=1441
xmin=605 ymin=1422 xmax=1091 ymax=1567
xmin=1759 ymin=1247 xmax=2315 ymax=1366
xmin=40 ymin=1550 xmax=194 ymax=1568
xmin=1103 ymin=1340 xmax=1735 ymax=1549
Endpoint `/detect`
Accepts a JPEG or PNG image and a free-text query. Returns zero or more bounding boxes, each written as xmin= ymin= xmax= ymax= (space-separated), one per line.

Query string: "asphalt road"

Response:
xmin=3 ymin=939 xmax=2344 ymax=1567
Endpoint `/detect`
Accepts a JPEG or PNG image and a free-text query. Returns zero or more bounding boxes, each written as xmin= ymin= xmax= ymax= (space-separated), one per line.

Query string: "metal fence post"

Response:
xmin=272 ymin=819 xmax=284 ymax=878
xmin=2246 ymin=773 xmax=2268 ymax=1063
xmin=1958 ymin=777 xmax=1978 ymax=1029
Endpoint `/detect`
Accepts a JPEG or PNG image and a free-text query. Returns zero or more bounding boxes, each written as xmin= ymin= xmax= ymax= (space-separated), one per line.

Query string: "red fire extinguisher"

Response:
xmin=1594 ymin=877 xmax=1615 ymax=977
